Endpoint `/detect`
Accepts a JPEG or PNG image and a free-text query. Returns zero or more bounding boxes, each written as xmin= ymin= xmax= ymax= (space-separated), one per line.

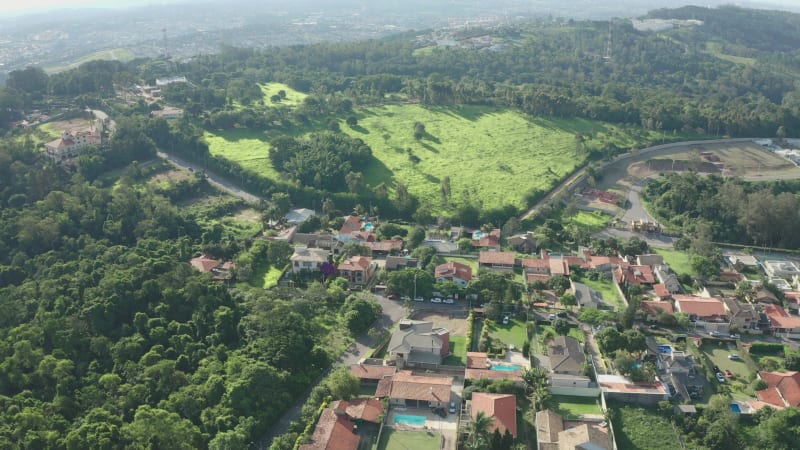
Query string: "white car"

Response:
xmin=730 ymin=334 xmax=741 ymax=339
xmin=431 ymin=297 xmax=443 ymax=303
xmin=716 ymin=373 xmax=726 ymax=383
xmin=401 ymin=295 xmax=411 ymax=302
xmin=413 ymin=296 xmax=424 ymax=302
xmin=443 ymin=298 xmax=454 ymax=304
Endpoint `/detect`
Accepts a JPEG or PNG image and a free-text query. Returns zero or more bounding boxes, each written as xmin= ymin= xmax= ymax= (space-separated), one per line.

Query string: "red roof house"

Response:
xmin=640 ymin=300 xmax=674 ymax=322
xmin=298 ymin=407 xmax=360 ymax=450
xmin=674 ymin=295 xmax=727 ymax=322
xmin=614 ymin=265 xmax=655 ymax=285
xmin=479 ymin=251 xmax=516 ymax=272
xmin=435 ymin=261 xmax=473 ymax=288
xmin=756 ymin=371 xmax=800 ymax=408
xmin=764 ymin=304 xmax=800 ymax=335
xmin=471 ymin=393 xmax=517 ymax=437
xmin=338 ymin=256 xmax=375 ymax=286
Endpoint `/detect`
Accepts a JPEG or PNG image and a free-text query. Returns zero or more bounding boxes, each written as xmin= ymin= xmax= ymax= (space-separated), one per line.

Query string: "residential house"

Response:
xmin=769 ymin=278 xmax=794 ymax=291
xmin=640 ymin=301 xmax=674 ymax=322
xmin=727 ymin=254 xmax=759 ymax=271
xmin=388 ymin=370 xmax=452 ymax=408
xmin=723 ymin=298 xmax=758 ymax=331
xmin=535 ymin=409 xmax=612 ymax=450
xmin=349 ymin=364 xmax=397 ymax=385
xmin=150 ymin=106 xmax=183 ymax=119
xmin=435 ymin=261 xmax=473 ymax=288
xmin=472 ymin=228 xmax=501 ymax=249
xmin=674 ymin=294 xmax=728 ymax=324
xmin=571 ymin=281 xmax=606 ymax=309
xmin=298 ymin=407 xmax=360 ymax=450
xmin=465 ymin=352 xmax=523 ymax=384
xmin=290 ymin=247 xmax=330 ymax=274
xmin=508 ymin=232 xmax=537 ymax=253
xmin=548 ymin=336 xmax=589 ymax=388
xmin=598 ymin=374 xmax=668 ymax=406
xmin=582 ymin=253 xmax=626 ymax=273
xmin=364 ymin=239 xmax=404 ymax=257
xmin=614 ymin=265 xmax=656 ymax=286
xmin=636 ymin=254 xmax=665 ymax=267
xmin=337 ymin=215 xmax=363 ymax=243
xmin=387 ymin=320 xmax=450 ymax=368
xmin=284 ymin=208 xmax=316 ymax=225
xmin=756 ymin=371 xmax=800 ymax=408
xmin=655 ymin=265 xmax=682 ymax=294
xmin=479 ymin=251 xmax=516 ymax=273
xmin=549 ymin=258 xmax=571 ymax=277
xmin=661 ymin=351 xmax=702 ymax=402
xmin=752 ymin=289 xmax=780 ymax=305
xmin=45 ymin=128 xmax=102 ymax=162
xmin=763 ymin=260 xmax=800 ymax=279
xmin=784 ymin=292 xmax=800 ymax=314
xmin=764 ymin=304 xmax=800 ymax=338
xmin=653 ymin=283 xmax=671 ymax=300
xmin=523 ymin=258 xmax=551 ymax=275
xmin=155 ymin=76 xmax=187 ymax=86
xmin=385 ymin=256 xmax=418 ymax=272
xmin=471 ymin=393 xmax=517 ymax=438
xmin=338 ymin=256 xmax=376 ymax=286
xmin=189 ymin=255 xmax=235 ymax=280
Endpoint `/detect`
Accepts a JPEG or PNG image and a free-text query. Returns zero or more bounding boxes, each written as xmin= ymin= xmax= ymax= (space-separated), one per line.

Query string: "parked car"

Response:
xmin=548 ymin=314 xmax=557 ymax=320
xmin=401 ymin=295 xmax=411 ymax=302
xmin=728 ymin=354 xmax=740 ymax=360
xmin=730 ymin=333 xmax=741 ymax=339
xmin=503 ymin=316 xmax=510 ymax=325
xmin=449 ymin=402 xmax=456 ymax=414
xmin=413 ymin=296 xmax=424 ymax=302
xmin=716 ymin=373 xmax=726 ymax=383
xmin=431 ymin=297 xmax=443 ymax=303
xmin=649 ymin=324 xmax=658 ymax=330
xmin=725 ymin=370 xmax=734 ymax=379
xmin=709 ymin=330 xmax=720 ymax=336
xmin=443 ymin=298 xmax=454 ymax=304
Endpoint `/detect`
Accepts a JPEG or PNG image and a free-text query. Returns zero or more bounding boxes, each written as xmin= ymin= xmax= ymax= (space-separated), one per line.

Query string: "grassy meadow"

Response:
xmin=260 ymin=82 xmax=307 ymax=106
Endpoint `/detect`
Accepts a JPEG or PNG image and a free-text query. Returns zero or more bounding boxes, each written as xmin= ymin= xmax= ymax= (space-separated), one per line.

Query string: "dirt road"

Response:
xmin=157 ymin=151 xmax=261 ymax=204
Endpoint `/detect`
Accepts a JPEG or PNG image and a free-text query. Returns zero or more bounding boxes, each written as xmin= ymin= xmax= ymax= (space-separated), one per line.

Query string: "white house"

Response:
xmin=44 ymin=126 xmax=102 ymax=162
xmin=290 ymin=247 xmax=330 ymax=274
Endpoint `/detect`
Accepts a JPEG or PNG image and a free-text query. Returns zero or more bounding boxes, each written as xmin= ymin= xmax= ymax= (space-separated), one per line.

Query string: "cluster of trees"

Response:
xmin=643 ymin=173 xmax=800 ymax=249
xmin=268 ymin=132 xmax=372 ymax=191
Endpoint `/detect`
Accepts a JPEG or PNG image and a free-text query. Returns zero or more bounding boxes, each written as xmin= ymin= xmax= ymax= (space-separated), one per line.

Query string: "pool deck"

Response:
xmin=488 ymin=350 xmax=531 ymax=370
xmin=387 ymin=407 xmax=459 ymax=433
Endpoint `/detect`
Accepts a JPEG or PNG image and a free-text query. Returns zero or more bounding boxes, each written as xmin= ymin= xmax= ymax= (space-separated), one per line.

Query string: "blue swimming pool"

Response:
xmin=491 ymin=364 xmax=522 ymax=372
xmin=730 ymin=403 xmax=742 ymax=413
xmin=364 ymin=223 xmax=374 ymax=231
xmin=658 ymin=345 xmax=672 ymax=354
xmin=394 ymin=413 xmax=426 ymax=426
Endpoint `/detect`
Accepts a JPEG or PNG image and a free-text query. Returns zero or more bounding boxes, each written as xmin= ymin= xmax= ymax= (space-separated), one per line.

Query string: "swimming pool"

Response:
xmin=658 ymin=345 xmax=672 ymax=354
xmin=491 ymin=364 xmax=522 ymax=372
xmin=364 ymin=223 xmax=374 ymax=231
xmin=730 ymin=403 xmax=742 ymax=413
xmin=394 ymin=413 xmax=426 ymax=426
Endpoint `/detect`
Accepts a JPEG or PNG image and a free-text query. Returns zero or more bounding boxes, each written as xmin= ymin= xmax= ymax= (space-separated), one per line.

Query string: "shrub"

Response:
xmin=749 ymin=343 xmax=785 ymax=355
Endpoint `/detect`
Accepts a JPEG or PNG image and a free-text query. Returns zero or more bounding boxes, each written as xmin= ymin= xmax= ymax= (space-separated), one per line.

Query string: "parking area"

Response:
xmin=700 ymin=343 xmax=752 ymax=380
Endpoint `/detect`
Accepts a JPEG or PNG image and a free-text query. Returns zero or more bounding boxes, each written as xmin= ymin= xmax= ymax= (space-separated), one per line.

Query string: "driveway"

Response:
xmin=157 ymin=150 xmax=261 ymax=204
xmin=257 ymin=294 xmax=408 ymax=449
xmin=621 ymin=180 xmax=654 ymax=225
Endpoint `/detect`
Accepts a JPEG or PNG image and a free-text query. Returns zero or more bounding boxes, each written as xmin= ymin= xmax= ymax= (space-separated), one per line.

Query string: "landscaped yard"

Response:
xmin=487 ymin=318 xmax=529 ymax=349
xmin=568 ymin=210 xmax=612 ymax=232
xmin=262 ymin=266 xmax=285 ymax=289
xmin=536 ymin=324 xmax=585 ymax=347
xmin=579 ymin=278 xmax=626 ymax=311
xmin=553 ymin=395 xmax=603 ymax=419
xmin=610 ymin=404 xmax=682 ymax=450
xmin=443 ymin=335 xmax=467 ymax=366
xmin=700 ymin=343 xmax=752 ymax=380
xmin=376 ymin=429 xmax=440 ymax=450
xmin=655 ymin=248 xmax=694 ymax=277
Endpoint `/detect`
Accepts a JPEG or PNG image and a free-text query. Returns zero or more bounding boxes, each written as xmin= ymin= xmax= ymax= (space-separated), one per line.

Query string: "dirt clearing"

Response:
xmin=412 ymin=310 xmax=469 ymax=336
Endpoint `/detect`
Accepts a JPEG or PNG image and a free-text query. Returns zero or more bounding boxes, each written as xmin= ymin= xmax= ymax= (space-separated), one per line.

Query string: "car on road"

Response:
xmin=728 ymin=354 xmax=740 ymax=360
xmin=730 ymin=333 xmax=741 ymax=339
xmin=443 ymin=298 xmax=454 ymax=304
xmin=725 ymin=370 xmax=734 ymax=379
xmin=716 ymin=373 xmax=726 ymax=383
xmin=413 ymin=296 xmax=424 ymax=302
xmin=709 ymin=331 xmax=720 ymax=336
xmin=401 ymin=295 xmax=411 ymax=302
xmin=431 ymin=297 xmax=443 ymax=303
xmin=449 ymin=402 xmax=456 ymax=414
xmin=649 ymin=324 xmax=658 ymax=329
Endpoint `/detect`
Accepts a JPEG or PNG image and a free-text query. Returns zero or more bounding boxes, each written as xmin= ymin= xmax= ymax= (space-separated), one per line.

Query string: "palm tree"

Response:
xmin=466 ymin=411 xmax=492 ymax=450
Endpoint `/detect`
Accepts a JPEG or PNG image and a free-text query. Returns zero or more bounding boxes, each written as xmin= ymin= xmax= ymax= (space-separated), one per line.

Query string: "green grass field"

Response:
xmin=487 ymin=318 xmax=528 ymax=348
xmin=610 ymin=405 xmax=682 ymax=450
xmin=262 ymin=266 xmax=285 ymax=289
xmin=568 ymin=210 xmax=612 ymax=232
xmin=204 ymin=129 xmax=283 ymax=179
xmin=654 ymin=248 xmax=693 ymax=276
xmin=260 ymin=82 xmax=307 ymax=107
xmin=580 ymin=278 xmax=626 ymax=311
xmin=701 ymin=343 xmax=751 ymax=380
xmin=377 ymin=429 xmax=440 ymax=450
xmin=45 ymin=48 xmax=135 ymax=73
xmin=553 ymin=395 xmax=603 ymax=418
xmin=444 ymin=335 xmax=467 ymax=366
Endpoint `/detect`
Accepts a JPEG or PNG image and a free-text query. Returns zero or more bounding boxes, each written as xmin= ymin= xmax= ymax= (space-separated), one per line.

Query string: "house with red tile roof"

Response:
xmin=522 ymin=258 xmax=550 ymax=275
xmin=764 ymin=304 xmax=800 ymax=338
xmin=338 ymin=256 xmax=375 ymax=286
xmin=653 ymin=283 xmax=671 ymax=299
xmin=549 ymin=258 xmax=570 ymax=277
xmin=674 ymin=295 xmax=727 ymax=323
xmin=472 ymin=228 xmax=502 ymax=249
xmin=189 ymin=255 xmax=235 ymax=280
xmin=45 ymin=128 xmax=102 ymax=162
xmin=330 ymin=398 xmax=385 ymax=424
xmin=363 ymin=239 xmax=404 ymax=256
xmin=349 ymin=364 xmax=397 ymax=383
xmin=613 ymin=265 xmax=655 ymax=286
xmin=479 ymin=251 xmax=516 ymax=273
xmin=756 ymin=371 xmax=800 ymax=408
xmin=472 ymin=393 xmax=517 ymax=438
xmin=640 ymin=301 xmax=674 ymax=322
xmin=388 ymin=370 xmax=452 ymax=408
xmin=298 ymin=407 xmax=360 ymax=450
xmin=435 ymin=261 xmax=473 ymax=288
xmin=784 ymin=292 xmax=800 ymax=314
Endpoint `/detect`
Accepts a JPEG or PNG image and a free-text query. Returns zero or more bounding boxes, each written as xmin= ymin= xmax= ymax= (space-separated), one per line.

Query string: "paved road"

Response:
xmin=156 ymin=150 xmax=261 ymax=204
xmin=521 ymin=163 xmax=588 ymax=221
xmin=256 ymin=295 xmax=408 ymax=449
xmin=621 ymin=180 xmax=654 ymax=225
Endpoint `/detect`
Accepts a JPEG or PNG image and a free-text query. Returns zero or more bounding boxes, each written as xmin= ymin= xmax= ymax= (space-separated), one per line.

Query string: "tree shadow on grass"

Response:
xmin=349 ymin=124 xmax=370 ymax=134
xmin=421 ymin=142 xmax=439 ymax=153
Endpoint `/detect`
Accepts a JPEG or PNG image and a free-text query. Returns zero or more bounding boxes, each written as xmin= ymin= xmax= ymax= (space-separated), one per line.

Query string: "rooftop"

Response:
xmin=389 ymin=370 xmax=452 ymax=402
xmin=472 ymin=393 xmax=517 ymax=437
xmin=479 ymin=251 xmax=516 ymax=266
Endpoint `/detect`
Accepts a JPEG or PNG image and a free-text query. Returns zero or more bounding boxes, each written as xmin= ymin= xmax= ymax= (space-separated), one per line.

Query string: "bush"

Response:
xmin=522 ymin=340 xmax=531 ymax=357
xmin=466 ymin=311 xmax=475 ymax=352
xmin=749 ymin=343 xmax=785 ymax=355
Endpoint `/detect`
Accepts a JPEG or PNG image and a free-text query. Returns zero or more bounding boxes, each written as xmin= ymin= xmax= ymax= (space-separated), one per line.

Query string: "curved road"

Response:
xmin=156 ymin=151 xmax=261 ymax=204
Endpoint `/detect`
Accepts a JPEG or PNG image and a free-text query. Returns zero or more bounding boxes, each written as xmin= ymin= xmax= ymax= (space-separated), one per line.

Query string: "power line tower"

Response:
xmin=604 ymin=24 xmax=612 ymax=60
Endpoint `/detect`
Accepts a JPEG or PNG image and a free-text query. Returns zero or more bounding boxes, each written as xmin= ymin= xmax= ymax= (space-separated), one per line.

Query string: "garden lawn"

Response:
xmin=537 ymin=325 xmax=584 ymax=346
xmin=701 ymin=343 xmax=752 ymax=379
xmin=444 ymin=335 xmax=467 ymax=366
xmin=553 ymin=396 xmax=602 ymax=418
xmin=655 ymin=248 xmax=694 ymax=277
xmin=376 ymin=429 xmax=440 ymax=450
xmin=568 ymin=210 xmax=611 ymax=232
xmin=259 ymin=82 xmax=308 ymax=107
xmin=580 ymin=278 xmax=626 ymax=311
xmin=487 ymin=318 xmax=528 ymax=349
xmin=262 ymin=266 xmax=285 ymax=289
xmin=610 ymin=405 xmax=682 ymax=450
xmin=204 ymin=129 xmax=283 ymax=178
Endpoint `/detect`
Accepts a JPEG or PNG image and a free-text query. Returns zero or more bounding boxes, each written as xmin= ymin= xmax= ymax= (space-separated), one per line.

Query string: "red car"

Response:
xmin=725 ymin=370 xmax=734 ymax=379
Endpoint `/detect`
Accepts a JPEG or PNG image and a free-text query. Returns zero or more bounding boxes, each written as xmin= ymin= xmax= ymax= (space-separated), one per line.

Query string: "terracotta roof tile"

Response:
xmin=375 ymin=376 xmax=393 ymax=398
xmin=674 ymin=295 xmax=727 ymax=319
xmin=338 ymin=256 xmax=372 ymax=272
xmin=435 ymin=261 xmax=473 ymax=281
xmin=641 ymin=300 xmax=674 ymax=315
xmin=350 ymin=364 xmax=396 ymax=380
xmin=298 ymin=407 xmax=360 ymax=450
xmin=765 ymin=304 xmax=800 ymax=330
xmin=332 ymin=398 xmax=385 ymax=423
xmin=389 ymin=370 xmax=452 ymax=403
xmin=339 ymin=216 xmax=362 ymax=235
xmin=479 ymin=251 xmax=516 ymax=266
xmin=472 ymin=393 xmax=517 ymax=437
